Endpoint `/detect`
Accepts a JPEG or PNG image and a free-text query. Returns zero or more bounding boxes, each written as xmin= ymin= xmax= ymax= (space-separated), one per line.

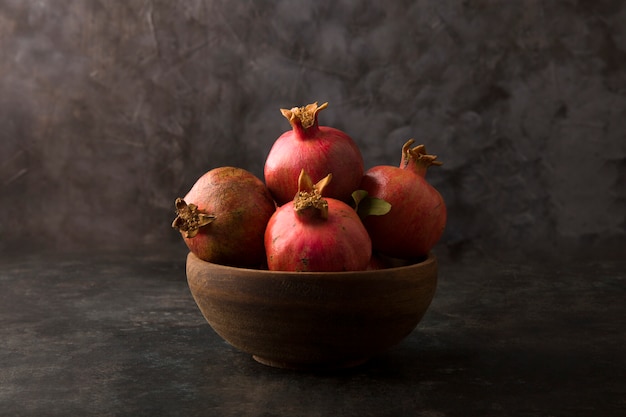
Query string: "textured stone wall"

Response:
xmin=1 ymin=1 xmax=624 ymax=257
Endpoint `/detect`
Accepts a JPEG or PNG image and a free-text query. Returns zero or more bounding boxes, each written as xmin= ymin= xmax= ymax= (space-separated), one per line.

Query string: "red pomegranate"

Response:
xmin=172 ymin=167 xmax=276 ymax=267
xmin=367 ymin=253 xmax=391 ymax=270
xmin=264 ymin=102 xmax=364 ymax=205
xmin=359 ymin=139 xmax=446 ymax=260
xmin=264 ymin=170 xmax=372 ymax=272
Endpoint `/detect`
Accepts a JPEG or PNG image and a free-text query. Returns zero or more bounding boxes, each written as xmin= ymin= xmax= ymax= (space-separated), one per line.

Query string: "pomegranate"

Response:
xmin=265 ymin=170 xmax=372 ymax=272
xmin=172 ymin=167 xmax=276 ymax=267
xmin=264 ymin=102 xmax=364 ymax=205
xmin=367 ymin=253 xmax=391 ymax=270
xmin=359 ymin=139 xmax=446 ymax=260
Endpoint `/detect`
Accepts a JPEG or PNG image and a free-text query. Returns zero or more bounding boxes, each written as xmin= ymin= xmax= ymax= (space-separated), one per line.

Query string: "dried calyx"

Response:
xmin=171 ymin=198 xmax=215 ymax=238
xmin=400 ymin=139 xmax=443 ymax=177
xmin=293 ymin=169 xmax=331 ymax=220
xmin=280 ymin=102 xmax=328 ymax=130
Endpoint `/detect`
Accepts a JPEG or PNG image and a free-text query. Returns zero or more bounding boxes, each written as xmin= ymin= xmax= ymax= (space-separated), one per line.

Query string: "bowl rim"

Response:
xmin=187 ymin=251 xmax=437 ymax=279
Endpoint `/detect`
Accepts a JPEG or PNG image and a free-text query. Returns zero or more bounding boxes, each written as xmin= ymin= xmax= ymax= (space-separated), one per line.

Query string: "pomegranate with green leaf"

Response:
xmin=359 ymin=139 xmax=446 ymax=260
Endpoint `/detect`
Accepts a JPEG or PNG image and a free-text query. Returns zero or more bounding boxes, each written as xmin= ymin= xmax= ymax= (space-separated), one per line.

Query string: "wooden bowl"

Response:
xmin=186 ymin=252 xmax=438 ymax=370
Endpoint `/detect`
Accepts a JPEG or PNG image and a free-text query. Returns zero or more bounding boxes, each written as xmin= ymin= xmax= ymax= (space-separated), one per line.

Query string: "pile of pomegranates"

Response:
xmin=172 ymin=102 xmax=446 ymax=272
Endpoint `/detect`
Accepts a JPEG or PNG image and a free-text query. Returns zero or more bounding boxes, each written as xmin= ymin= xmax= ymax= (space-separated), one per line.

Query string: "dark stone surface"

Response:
xmin=2 ymin=248 xmax=624 ymax=416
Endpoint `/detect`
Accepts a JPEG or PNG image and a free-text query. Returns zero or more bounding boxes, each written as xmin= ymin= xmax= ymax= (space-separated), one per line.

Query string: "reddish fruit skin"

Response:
xmin=264 ymin=103 xmax=364 ymax=205
xmin=367 ymin=253 xmax=391 ymax=270
xmin=178 ymin=167 xmax=276 ymax=267
xmin=360 ymin=151 xmax=446 ymax=260
xmin=265 ymin=198 xmax=372 ymax=272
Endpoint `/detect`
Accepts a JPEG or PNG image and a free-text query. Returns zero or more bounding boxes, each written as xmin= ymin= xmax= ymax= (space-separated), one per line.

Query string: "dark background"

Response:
xmin=1 ymin=0 xmax=624 ymax=260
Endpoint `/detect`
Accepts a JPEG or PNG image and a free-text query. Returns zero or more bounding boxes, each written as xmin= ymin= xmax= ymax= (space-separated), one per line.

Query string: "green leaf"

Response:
xmin=360 ymin=197 xmax=392 ymax=217
xmin=352 ymin=190 xmax=391 ymax=219
xmin=351 ymin=190 xmax=369 ymax=210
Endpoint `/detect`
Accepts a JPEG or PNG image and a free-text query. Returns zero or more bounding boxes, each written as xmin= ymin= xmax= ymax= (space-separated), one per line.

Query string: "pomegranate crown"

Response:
xmin=400 ymin=139 xmax=443 ymax=175
xmin=171 ymin=198 xmax=215 ymax=238
xmin=280 ymin=102 xmax=329 ymax=129
xmin=293 ymin=169 xmax=332 ymax=220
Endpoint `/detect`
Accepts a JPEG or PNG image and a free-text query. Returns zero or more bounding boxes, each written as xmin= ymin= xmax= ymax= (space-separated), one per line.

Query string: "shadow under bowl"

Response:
xmin=186 ymin=252 xmax=438 ymax=371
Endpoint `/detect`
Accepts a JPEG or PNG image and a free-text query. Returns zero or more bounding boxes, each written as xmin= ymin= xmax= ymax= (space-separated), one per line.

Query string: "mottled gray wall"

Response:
xmin=1 ymin=0 xmax=624 ymax=257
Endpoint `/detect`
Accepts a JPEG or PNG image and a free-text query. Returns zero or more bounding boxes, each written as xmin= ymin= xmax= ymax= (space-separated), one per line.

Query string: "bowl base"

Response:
xmin=252 ymin=355 xmax=370 ymax=371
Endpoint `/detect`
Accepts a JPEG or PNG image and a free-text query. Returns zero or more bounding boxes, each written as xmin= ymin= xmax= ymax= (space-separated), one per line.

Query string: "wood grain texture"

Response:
xmin=186 ymin=251 xmax=437 ymax=370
